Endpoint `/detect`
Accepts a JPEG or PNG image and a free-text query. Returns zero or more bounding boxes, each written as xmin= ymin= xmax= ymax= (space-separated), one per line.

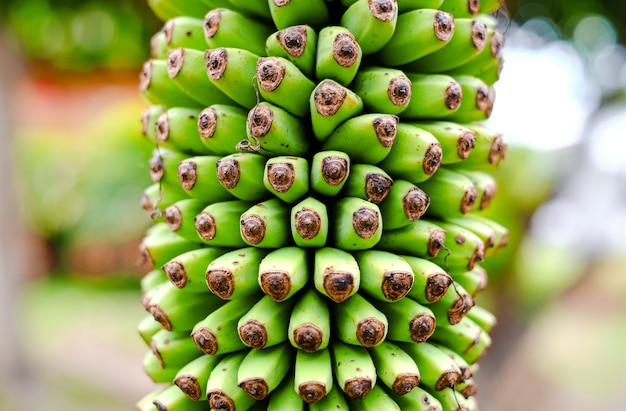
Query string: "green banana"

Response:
xmin=369 ymin=340 xmax=421 ymax=396
xmin=140 ymin=59 xmax=202 ymax=108
xmin=309 ymin=380 xmax=350 ymax=411
xmin=138 ymin=314 xmax=163 ymax=345
xmin=446 ymin=28 xmax=504 ymax=85
xmin=166 ymin=47 xmax=235 ymax=107
xmin=244 ymin=102 xmax=310 ymax=156
xmin=341 ymin=164 xmax=394 ymax=204
xmin=237 ymin=342 xmax=293 ymax=400
xmin=216 ymin=153 xmax=270 ymax=201
xmin=173 ymin=353 xmax=226 ymax=401
xmin=310 ymin=150 xmax=351 ymax=196
xmin=141 ymin=268 xmax=168 ymax=296
xmin=204 ymin=8 xmax=274 ymax=56
xmin=237 ymin=294 xmax=297 ymax=349
xmin=405 ymin=18 xmax=488 ymax=73
xmin=288 ymin=287 xmax=331 ymax=352
xmin=139 ymin=222 xmax=202 ymax=270
xmin=314 ymin=247 xmax=360 ymax=303
xmin=205 ymin=247 xmax=269 ymax=300
xmin=348 ymin=384 xmax=401 ymax=410
xmin=452 ymin=265 xmax=487 ymax=297
xmin=146 ymin=0 xmax=207 ymax=22
xmin=201 ymin=0 xmax=233 ymax=8
xmin=438 ymin=0 xmax=479 ymax=18
xmin=458 ymin=213 xmax=508 ymax=257
xmin=265 ymin=25 xmax=318 ymax=79
xmin=163 ymin=198 xmax=207 ymax=241
xmin=375 ymin=9 xmax=454 ymax=66
xmin=177 ymin=155 xmax=236 ymax=204
xmin=354 ymin=250 xmax=415 ymax=302
xmin=162 ymin=247 xmax=228 ymax=292
xmin=204 ymin=47 xmax=260 ymax=109
xmin=351 ymin=66 xmax=412 ymax=115
xmin=456 ymin=377 xmax=478 ymax=399
xmin=340 ymin=0 xmax=398 ymax=55
xmin=269 ymin=0 xmax=330 ymax=30
xmin=141 ymin=104 xmax=166 ymax=145
xmin=332 ymin=197 xmax=383 ymax=251
xmin=150 ymin=29 xmax=168 ymax=60
xmin=331 ymin=340 xmax=377 ymax=399
xmin=239 ymin=198 xmax=291 ymax=248
xmin=294 ymin=348 xmax=334 ymax=403
xmin=150 ymin=328 xmax=203 ymax=370
xmin=376 ymin=123 xmax=442 ymax=184
xmin=429 ymin=315 xmax=491 ymax=364
xmin=378 ymin=179 xmax=430 ymax=230
xmin=424 ymin=386 xmax=472 ymax=411
xmin=456 ymin=169 xmax=498 ymax=210
xmin=315 ymin=26 xmax=363 ymax=86
xmin=448 ymin=123 xmax=507 ymax=169
xmin=206 ymin=350 xmax=257 ymax=411
xmin=155 ymin=107 xmax=211 ymax=155
xmin=391 ymin=385 xmax=443 ymax=411
xmin=194 ymin=200 xmax=252 ymax=247
xmin=403 ymin=255 xmax=452 ymax=304
xmin=419 ymin=168 xmax=478 ymax=218
xmin=163 ymin=16 xmax=207 ymax=51
xmin=480 ymin=0 xmax=506 ymax=13
xmin=445 ymin=75 xmax=494 ymax=123
xmin=268 ymin=373 xmax=306 ymax=411
xmin=399 ymin=341 xmax=463 ymax=391
xmin=428 ymin=281 xmax=475 ymax=325
xmin=197 ymin=104 xmax=249 ymax=156
xmin=149 ymin=147 xmax=190 ymax=194
xmin=226 ymin=0 xmax=272 ymax=19
xmin=332 ymin=292 xmax=388 ymax=347
xmin=465 ymin=303 xmax=497 ymax=334
xmin=146 ymin=281 xmax=224 ymax=332
xmin=434 ymin=343 xmax=473 ymax=383
xmin=141 ymin=183 xmax=189 ymax=221
xmin=444 ymin=214 xmax=496 ymax=250
xmin=400 ymin=73 xmax=462 ymax=120
xmin=290 ymin=196 xmax=329 ymax=248
xmin=310 ymin=79 xmax=364 ymax=142
xmin=258 ymin=246 xmax=309 ymax=301
xmin=255 ymin=56 xmax=316 ymax=117
xmin=397 ymin=0 xmax=444 ymax=12
xmin=191 ymin=296 xmax=260 ymax=355
xmin=263 ymin=156 xmax=310 ymax=204
xmin=322 ymin=113 xmax=398 ymax=164
xmin=136 ymin=386 xmax=168 ymax=410
xmin=373 ymin=296 xmax=436 ymax=343
xmin=143 ymin=349 xmax=178 ymax=383
xmin=411 ymin=121 xmax=477 ymax=164
xmin=376 ymin=219 xmax=447 ymax=260
xmin=150 ymin=383 xmax=208 ymax=411
xmin=427 ymin=219 xmax=485 ymax=271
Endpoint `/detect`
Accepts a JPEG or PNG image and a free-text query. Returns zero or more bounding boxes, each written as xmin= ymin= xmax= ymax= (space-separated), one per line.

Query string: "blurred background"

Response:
xmin=0 ymin=1 xmax=625 ymax=410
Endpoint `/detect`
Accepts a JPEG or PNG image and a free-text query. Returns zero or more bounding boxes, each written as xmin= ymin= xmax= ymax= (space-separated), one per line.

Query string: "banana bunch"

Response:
xmin=137 ymin=0 xmax=508 ymax=410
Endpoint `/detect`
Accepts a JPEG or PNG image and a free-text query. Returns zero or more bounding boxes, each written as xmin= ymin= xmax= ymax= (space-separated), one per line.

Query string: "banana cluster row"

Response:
xmin=136 ymin=0 xmax=508 ymax=410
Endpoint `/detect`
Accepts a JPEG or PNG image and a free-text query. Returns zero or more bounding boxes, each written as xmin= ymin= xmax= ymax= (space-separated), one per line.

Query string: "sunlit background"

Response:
xmin=0 ymin=1 xmax=625 ymax=410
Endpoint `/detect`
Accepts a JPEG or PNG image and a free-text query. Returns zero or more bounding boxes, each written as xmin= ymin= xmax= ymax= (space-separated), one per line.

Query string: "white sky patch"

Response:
xmin=587 ymin=105 xmax=626 ymax=177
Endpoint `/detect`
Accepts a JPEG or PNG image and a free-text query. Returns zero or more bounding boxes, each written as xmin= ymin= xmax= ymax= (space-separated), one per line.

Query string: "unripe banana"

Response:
xmin=141 ymin=268 xmax=168 ymax=297
xmin=448 ymin=123 xmax=507 ymax=169
xmin=411 ymin=121 xmax=477 ymax=164
xmin=204 ymin=8 xmax=274 ymax=56
xmin=424 ymin=386 xmax=472 ymax=411
xmin=310 ymin=380 xmax=350 ymax=411
xmin=332 ymin=197 xmax=383 ymax=251
xmin=240 ymin=198 xmax=291 ymax=248
xmin=310 ymin=150 xmax=351 ymax=196
xmin=136 ymin=386 xmax=168 ymax=410
xmin=340 ymin=0 xmax=398 ymax=55
xmin=162 ymin=247 xmax=228 ymax=292
xmin=445 ymin=75 xmax=494 ymax=123
xmin=268 ymin=373 xmax=306 ymax=410
xmin=258 ymin=246 xmax=309 ymax=301
xmin=457 ymin=213 xmax=508 ymax=256
xmin=147 ymin=0 xmax=208 ymax=21
xmin=201 ymin=0 xmax=232 ymax=8
xmin=429 ymin=315 xmax=492 ymax=364
xmin=237 ymin=342 xmax=293 ymax=400
xmin=429 ymin=281 xmax=475 ymax=325
xmin=191 ymin=296 xmax=260 ymax=355
xmin=354 ymin=250 xmax=414 ymax=302
xmin=369 ymin=340 xmax=421 ymax=396
xmin=314 ymin=247 xmax=360 ymax=303
xmin=139 ymin=223 xmax=202 ymax=270
xmin=140 ymin=59 xmax=202 ymax=108
xmin=290 ymin=196 xmax=329 ymax=247
xmin=419 ymin=168 xmax=478 ymax=218
xmin=378 ymin=179 xmax=430 ymax=230
xmin=177 ymin=155 xmax=236 ymax=204
xmin=453 ymin=265 xmax=487 ymax=297
xmin=455 ymin=169 xmax=498 ymax=208
xmin=310 ymin=79 xmax=364 ymax=142
xmin=446 ymin=29 xmax=504 ymax=85
xmin=399 ymin=341 xmax=463 ymax=391
xmin=141 ymin=105 xmax=166 ymax=145
xmin=376 ymin=219 xmax=447 ymax=260
xmin=150 ymin=30 xmax=168 ymax=59
xmin=316 ymin=26 xmax=363 ymax=86
xmin=322 ymin=113 xmax=398 ymax=164
xmin=438 ymin=0 xmax=479 ymax=18
xmin=138 ymin=314 xmax=164 ymax=346
xmin=264 ymin=156 xmax=310 ymax=203
xmin=166 ymin=48 xmax=235 ymax=107
xmin=244 ymin=102 xmax=310 ymax=156
xmin=163 ymin=198 xmax=207 ymax=241
xmin=163 ymin=16 xmax=206 ymax=51
xmin=141 ymin=183 xmax=189 ymax=219
xmin=150 ymin=383 xmax=208 ymax=411
xmin=255 ymin=56 xmax=316 ymax=117
xmin=237 ymin=294 xmax=297 ymax=349
xmin=465 ymin=303 xmax=497 ymax=334
xmin=216 ymin=152 xmax=270 ymax=201
xmin=205 ymin=247 xmax=269 ymax=300
xmin=480 ymin=0 xmax=506 ymax=13
xmin=226 ymin=0 xmax=272 ymax=19
xmin=456 ymin=377 xmax=479 ymax=399
xmin=150 ymin=328 xmax=204 ymax=370
xmin=428 ymin=219 xmax=485 ymax=271
xmin=401 ymin=73 xmax=463 ymax=120
xmin=269 ymin=0 xmax=330 ymax=30
xmin=266 ymin=25 xmax=318 ymax=79
xmin=197 ymin=104 xmax=249 ymax=156
xmin=396 ymin=0 xmax=444 ymax=11
xmin=351 ymin=67 xmax=412 ymax=115
xmin=376 ymin=123 xmax=442 ymax=184
xmin=149 ymin=147 xmax=189 ymax=194
xmin=173 ymin=353 xmax=225 ymax=401
xmin=391 ymin=385 xmax=443 ymax=410
xmin=206 ymin=350 xmax=257 ymax=411
xmin=444 ymin=214 xmax=496 ymax=251
xmin=376 ymin=9 xmax=453 ymax=66
xmin=373 ymin=296 xmax=436 ymax=343
xmin=143 ymin=349 xmax=179 ymax=383
xmin=341 ymin=164 xmax=394 ymax=204
xmin=288 ymin=287 xmax=331 ymax=352
xmin=332 ymin=292 xmax=388 ymax=347
xmin=204 ymin=47 xmax=260 ymax=109
xmin=403 ymin=255 xmax=452 ymax=304
xmin=155 ymin=107 xmax=211 ymax=155
xmin=294 ymin=348 xmax=334 ymax=403
xmin=348 ymin=384 xmax=401 ymax=410
xmin=331 ymin=340 xmax=377 ymax=399
xmin=194 ymin=200 xmax=251 ymax=247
